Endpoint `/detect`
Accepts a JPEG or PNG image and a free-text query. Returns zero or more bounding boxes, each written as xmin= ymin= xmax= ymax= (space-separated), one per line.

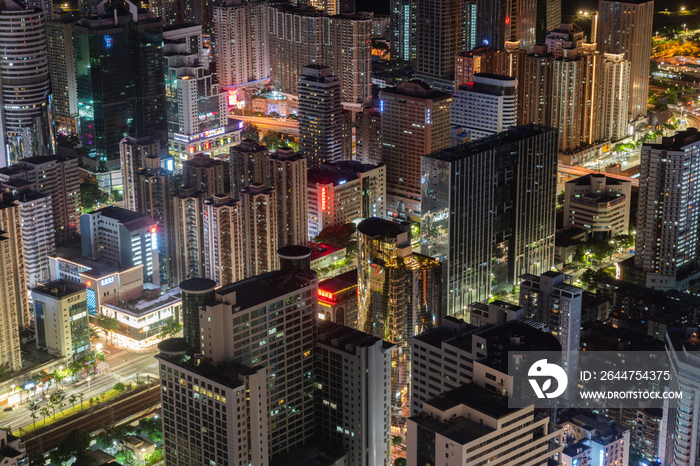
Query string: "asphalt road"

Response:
xmin=24 ymin=387 xmax=161 ymax=453
xmin=235 ymin=115 xmax=299 ymax=136
xmin=0 ymin=350 xmax=159 ymax=433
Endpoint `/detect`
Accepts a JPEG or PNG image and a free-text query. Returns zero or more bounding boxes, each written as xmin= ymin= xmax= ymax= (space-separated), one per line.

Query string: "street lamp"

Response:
xmin=95 ymin=343 xmax=103 ymax=352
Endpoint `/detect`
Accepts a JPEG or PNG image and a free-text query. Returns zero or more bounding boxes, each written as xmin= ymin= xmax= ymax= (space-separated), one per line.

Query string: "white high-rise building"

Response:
xmin=212 ymin=0 xmax=269 ymax=87
xmin=203 ymin=194 xmax=244 ymax=286
xmin=450 ymin=73 xmax=517 ymax=141
xmin=17 ymin=191 xmax=54 ymax=288
xmin=663 ymin=327 xmax=700 ymax=466
xmin=0 ymin=0 xmax=52 ymax=165
xmin=601 ymin=53 xmax=631 ymax=141
xmin=298 ymin=66 xmax=343 ymax=170
xmin=636 ymin=129 xmax=700 ymax=290
xmin=241 ymin=183 xmax=278 ymax=276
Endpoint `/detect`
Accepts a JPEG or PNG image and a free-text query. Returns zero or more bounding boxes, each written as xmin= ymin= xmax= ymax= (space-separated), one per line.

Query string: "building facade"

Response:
xmin=266 ymin=148 xmax=308 ymax=247
xmin=33 ymin=280 xmax=90 ymax=359
xmin=203 ymin=194 xmax=244 ymax=286
xmin=563 ymin=174 xmax=631 ymax=239
xmin=601 ymin=53 xmax=631 ymax=141
xmin=17 ymin=191 xmax=55 ymax=288
xmin=241 ymin=184 xmax=278 ymax=276
xmin=47 ymin=11 xmax=80 ymax=134
xmin=229 ymin=139 xmax=267 ymax=197
xmin=414 ymin=0 xmax=463 ymax=90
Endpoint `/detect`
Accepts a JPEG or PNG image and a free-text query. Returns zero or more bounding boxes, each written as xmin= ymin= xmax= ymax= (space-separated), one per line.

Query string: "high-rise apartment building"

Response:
xmin=315 ymin=321 xmax=393 ymax=466
xmin=73 ymin=0 xmax=166 ymax=183
xmin=414 ymin=0 xmax=463 ymax=90
xmin=379 ymin=81 xmax=451 ymax=221
xmin=121 ymin=135 xmax=162 ymax=211
xmin=545 ymin=23 xmax=584 ymax=58
xmin=357 ymin=218 xmax=442 ymax=418
xmin=229 ymin=139 xmax=267 ymax=197
xmin=601 ymin=53 xmax=631 ymax=141
xmin=267 ymin=5 xmax=372 ymax=104
xmin=33 ymin=280 xmax=90 ymax=359
xmin=198 ymin=268 xmax=319 ymax=458
xmin=0 ymin=195 xmax=32 ymax=332
xmin=421 ymin=124 xmax=558 ymax=314
xmin=451 ymin=73 xmax=518 ymax=140
xmin=212 ymin=0 xmax=269 ymax=87
xmin=475 ymin=0 xmax=559 ymax=51
xmin=307 ymin=161 xmax=385 ymax=238
xmin=17 ymin=191 xmax=54 ymax=288
xmin=463 ymin=0 xmax=477 ymax=50
xmin=0 ymin=154 xmax=82 ymax=244
xmin=266 ymin=147 xmax=308 ymax=247
xmin=80 ymin=206 xmax=159 ymax=284
xmin=410 ymin=317 xmax=561 ymax=414
xmin=150 ymin=0 xmax=200 ymax=26
xmin=183 ymin=153 xmax=227 ymax=198
xmin=0 ymin=0 xmax=52 ymax=166
xmin=663 ymin=327 xmax=700 ymax=466
xmin=520 ymin=46 xmax=553 ymax=126
xmin=636 ymin=129 xmax=700 ymax=290
xmin=563 ymin=174 xmax=631 ymax=239
xmin=596 ymin=0 xmax=653 ymax=121
xmin=453 ymin=47 xmax=490 ymax=88
xmin=47 ymin=11 xmax=80 ymax=134
xmin=355 ymin=101 xmax=382 ymax=165
xmin=298 ymin=66 xmax=343 ymax=169
xmin=172 ymin=187 xmax=206 ymax=282
xmin=203 ymin=194 xmax=244 ymax=286
xmin=164 ymin=24 xmax=228 ymax=164
xmin=407 ymin=383 xmax=564 ymax=466
xmin=519 ymin=272 xmax=582 ymax=391
xmin=179 ymin=277 xmax=216 ymax=353
xmin=241 ymin=183 xmax=278 ymax=276
xmin=0 ymin=229 xmax=24 ymax=371
xmin=389 ymin=0 xmax=415 ymax=62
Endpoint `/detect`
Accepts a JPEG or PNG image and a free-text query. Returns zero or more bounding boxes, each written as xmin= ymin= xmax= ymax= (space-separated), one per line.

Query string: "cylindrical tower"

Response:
xmin=277 ymin=245 xmax=312 ymax=273
xmin=179 ymin=278 xmax=216 ymax=354
xmin=0 ymin=1 xmax=51 ymax=164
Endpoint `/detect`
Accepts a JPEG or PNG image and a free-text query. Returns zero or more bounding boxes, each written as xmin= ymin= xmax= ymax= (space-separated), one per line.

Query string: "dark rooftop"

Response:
xmin=86 ymin=206 xmax=156 ymax=232
xmin=667 ymin=327 xmax=700 ymax=353
xmin=156 ymin=350 xmax=264 ymax=389
xmin=215 ymin=270 xmax=317 ymax=312
xmin=179 ymin=278 xmax=217 ymax=293
xmin=278 ymin=246 xmax=312 ymax=259
xmin=426 ymin=383 xmax=514 ymax=418
xmin=32 ymin=280 xmax=85 ymax=299
xmin=317 ymin=321 xmax=393 ymax=353
xmin=357 ymin=217 xmax=409 ymax=239
xmin=307 ymin=161 xmax=383 ymax=187
xmin=318 ymin=269 xmax=357 ymax=293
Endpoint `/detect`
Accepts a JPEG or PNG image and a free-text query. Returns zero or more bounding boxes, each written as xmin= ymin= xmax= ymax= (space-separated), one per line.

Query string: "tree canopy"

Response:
xmin=80 ymin=183 xmax=109 ymax=212
xmin=314 ymin=223 xmax=357 ymax=247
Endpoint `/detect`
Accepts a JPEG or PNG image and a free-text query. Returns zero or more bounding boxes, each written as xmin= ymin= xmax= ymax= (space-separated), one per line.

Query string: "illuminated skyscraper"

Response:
xmin=241 ymin=183 xmax=278 ymax=276
xmin=203 ymin=194 xmax=244 ymax=286
xmin=390 ymin=0 xmax=415 ymax=62
xmin=266 ymin=147 xmax=308 ymax=246
xmin=415 ymin=0 xmax=463 ymax=90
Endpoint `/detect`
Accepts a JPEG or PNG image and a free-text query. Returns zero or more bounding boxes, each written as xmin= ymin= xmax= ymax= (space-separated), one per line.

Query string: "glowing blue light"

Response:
xmin=380 ymin=100 xmax=384 ymax=112
xmin=483 ymin=39 xmax=489 ymax=45
xmin=339 ymin=180 xmax=346 ymax=185
xmin=239 ymin=121 xmax=244 ymax=129
xmin=104 ymin=35 xmax=114 ymax=49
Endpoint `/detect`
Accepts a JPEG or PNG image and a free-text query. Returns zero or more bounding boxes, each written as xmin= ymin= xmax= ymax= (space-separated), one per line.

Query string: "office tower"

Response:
xmin=563 ymin=174 xmax=631 ymax=239
xmin=212 ymin=0 xmax=269 ymax=87
xmin=307 ymin=161 xmax=386 ymax=238
xmin=179 ymin=277 xmax=216 ymax=353
xmin=519 ymin=272 xmax=582 ymax=391
xmin=298 ymin=66 xmax=343 ymax=169
xmin=241 ymin=183 xmax=278 ymax=276
xmin=421 ymin=125 xmax=558 ymax=314
xmin=389 ymin=0 xmax=415 ymax=62
xmin=340 ymin=110 xmax=352 ymax=161
xmin=164 ymin=24 xmax=229 ymax=164
xmin=33 ymin=280 xmax=90 ymax=359
xmin=317 ymin=269 xmax=358 ymax=327
xmin=198 ymin=268 xmax=319 ymax=458
xmin=410 ymin=317 xmax=560 ymax=414
xmin=520 ymin=46 xmax=553 ymax=126
xmin=267 ymin=5 xmax=372 ymax=104
xmin=73 ymin=1 xmax=166 ymax=184
xmin=663 ymin=327 xmax=700 ymax=466
xmin=0 ymin=154 xmax=81 ymax=244
xmin=601 ymin=53 xmax=631 ymax=141
xmin=0 ymin=0 xmax=52 ymax=166
xmin=172 ymin=187 xmax=206 ymax=282
xmin=414 ymin=0 xmax=463 ymax=90
xmin=150 ymin=0 xmax=200 ymax=25
xmin=357 ymin=217 xmax=442 ymax=418
xmin=17 ymin=191 xmax=54 ymax=288
xmin=379 ymin=81 xmax=451 ymax=221
xmin=464 ymin=0 xmax=477 ymax=50
xmin=581 ymin=45 xmax=603 ymax=147
xmin=596 ymin=0 xmax=653 ymax=121
xmin=636 ymin=129 xmax=700 ymax=290
xmin=157 ymin=345 xmax=268 ymax=466
xmin=545 ymin=23 xmax=584 ymax=58
xmin=408 ymin=384 xmax=564 ymax=466
xmin=266 ymin=147 xmax=307 ymax=246
xmin=453 ymin=47 xmax=490 ymax=88
xmin=47 ymin=11 xmax=80 ymax=134
xmin=121 ymin=136 xmax=162 ymax=211
xmin=355 ymin=102 xmax=382 ymax=165
xmin=229 ymin=139 xmax=267 ymax=197
xmin=451 ymin=73 xmax=518 ymax=141
xmin=183 ymin=153 xmax=226 ymax=198
xmin=203 ymin=194 xmax=244 ymax=286
xmin=489 ymin=41 xmax=526 ymax=77
xmin=80 ymin=206 xmax=159 ymax=284
xmin=315 ymin=321 xmax=393 ymax=466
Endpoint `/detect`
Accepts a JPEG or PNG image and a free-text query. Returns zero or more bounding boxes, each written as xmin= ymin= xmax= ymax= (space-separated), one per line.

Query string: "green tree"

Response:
xmin=580 ymin=267 xmax=615 ymax=292
xmin=74 ymin=455 xmax=98 ymax=466
xmin=113 ymin=382 xmax=128 ymax=393
xmin=80 ymin=183 xmax=109 ymax=212
xmin=158 ymin=320 xmax=182 ymax=339
xmin=79 ymin=392 xmax=85 ymax=409
xmin=50 ymin=428 xmax=92 ymax=466
xmin=315 ymin=223 xmax=357 ymax=246
xmin=39 ymin=407 xmax=50 ymax=425
xmin=68 ymin=394 xmax=78 ymax=411
xmin=110 ymin=189 xmax=123 ymax=203
xmin=139 ymin=417 xmax=163 ymax=442
xmin=145 ymin=449 xmax=164 ymax=466
xmin=28 ymin=451 xmax=45 ymax=466
xmin=28 ymin=402 xmax=40 ymax=428
xmin=241 ymin=122 xmax=260 ymax=142
xmin=391 ymin=435 xmax=403 ymax=446
xmin=115 ymin=448 xmax=136 ymax=466
xmin=394 ymin=459 xmax=407 ymax=466
xmin=556 ymin=191 xmax=565 ymax=209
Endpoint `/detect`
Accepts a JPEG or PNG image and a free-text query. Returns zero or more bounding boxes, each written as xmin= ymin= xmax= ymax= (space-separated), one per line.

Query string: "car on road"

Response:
xmin=3 ymin=407 xmax=12 ymax=412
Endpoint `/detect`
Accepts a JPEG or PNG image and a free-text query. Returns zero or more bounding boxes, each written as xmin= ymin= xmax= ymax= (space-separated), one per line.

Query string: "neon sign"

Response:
xmin=100 ymin=276 xmax=115 ymax=286
xmin=321 ymin=187 xmax=327 ymax=210
xmin=318 ymin=289 xmax=334 ymax=300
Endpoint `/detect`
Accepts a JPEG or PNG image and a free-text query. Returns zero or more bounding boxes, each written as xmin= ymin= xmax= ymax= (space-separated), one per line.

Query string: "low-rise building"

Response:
xmin=309 ymin=243 xmax=347 ymax=271
xmin=32 ymin=280 xmax=90 ymax=359
xmin=317 ymin=269 xmax=358 ymax=328
xmin=559 ymin=411 xmax=630 ymax=466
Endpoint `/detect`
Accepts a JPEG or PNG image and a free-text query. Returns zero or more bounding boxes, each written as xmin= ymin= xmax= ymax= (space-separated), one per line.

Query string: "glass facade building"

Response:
xmin=179 ymin=278 xmax=216 ymax=353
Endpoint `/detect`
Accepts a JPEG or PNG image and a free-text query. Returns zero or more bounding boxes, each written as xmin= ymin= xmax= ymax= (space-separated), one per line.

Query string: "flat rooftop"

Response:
xmin=307 ymin=161 xmax=382 ymax=187
xmin=103 ymin=287 xmax=182 ymax=316
xmin=215 ymin=270 xmax=317 ymax=312
xmin=357 ymin=217 xmax=409 ymax=239
xmin=32 ymin=280 xmax=85 ymax=299
xmin=85 ymin=206 xmax=155 ymax=232
xmin=309 ymin=243 xmax=345 ymax=261
xmin=156 ymin=352 xmax=263 ymax=389
xmin=317 ymin=321 xmax=393 ymax=353
xmin=318 ymin=269 xmax=357 ymax=293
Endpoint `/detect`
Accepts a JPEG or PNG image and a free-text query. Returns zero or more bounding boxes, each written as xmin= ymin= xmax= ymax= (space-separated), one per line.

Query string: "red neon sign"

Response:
xmin=321 ymin=187 xmax=327 ymax=210
xmin=150 ymin=226 xmax=157 ymax=234
xmin=318 ymin=289 xmax=334 ymax=300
